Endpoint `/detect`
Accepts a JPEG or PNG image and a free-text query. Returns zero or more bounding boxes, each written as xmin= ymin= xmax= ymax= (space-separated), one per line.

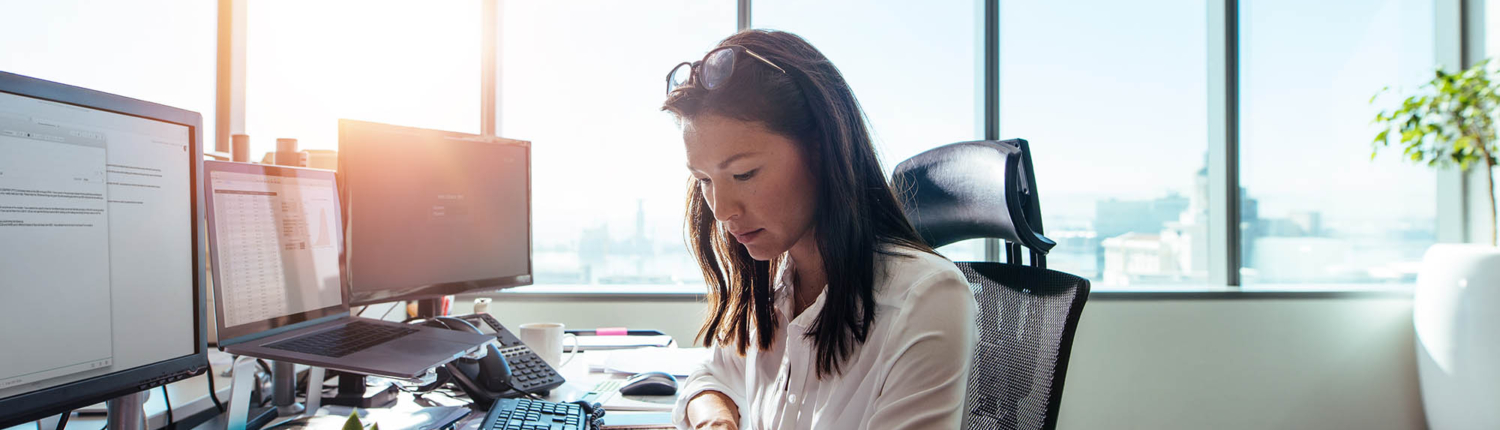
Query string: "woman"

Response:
xmin=662 ymin=30 xmax=977 ymax=430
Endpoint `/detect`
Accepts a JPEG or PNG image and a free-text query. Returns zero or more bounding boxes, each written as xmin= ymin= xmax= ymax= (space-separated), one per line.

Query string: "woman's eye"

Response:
xmin=733 ymin=169 xmax=758 ymax=181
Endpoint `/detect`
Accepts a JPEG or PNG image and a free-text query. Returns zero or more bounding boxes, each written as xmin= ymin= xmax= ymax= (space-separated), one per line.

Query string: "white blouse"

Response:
xmin=671 ymin=246 xmax=978 ymax=430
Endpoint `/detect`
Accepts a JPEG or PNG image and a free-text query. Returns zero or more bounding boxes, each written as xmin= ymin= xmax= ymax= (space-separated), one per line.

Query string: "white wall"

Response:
xmin=1057 ymin=297 xmax=1424 ymax=430
xmin=462 ymin=294 xmax=1426 ymax=430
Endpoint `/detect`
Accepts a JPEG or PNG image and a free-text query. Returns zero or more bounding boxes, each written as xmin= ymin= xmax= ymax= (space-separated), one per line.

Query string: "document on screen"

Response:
xmin=0 ymin=116 xmax=115 ymax=389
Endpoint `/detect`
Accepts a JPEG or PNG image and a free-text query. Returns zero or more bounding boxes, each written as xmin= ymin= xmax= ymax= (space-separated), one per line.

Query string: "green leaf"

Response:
xmin=343 ymin=413 xmax=364 ymax=430
xmin=1368 ymin=57 xmax=1500 ymax=187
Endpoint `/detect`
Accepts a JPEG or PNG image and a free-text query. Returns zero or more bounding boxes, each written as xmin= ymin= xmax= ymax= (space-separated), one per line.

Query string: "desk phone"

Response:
xmin=454 ymin=313 xmax=568 ymax=394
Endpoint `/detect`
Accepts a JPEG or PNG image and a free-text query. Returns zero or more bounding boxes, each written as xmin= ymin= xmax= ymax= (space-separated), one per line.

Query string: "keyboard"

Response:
xmin=482 ymin=398 xmax=596 ymax=430
xmin=264 ymin=320 xmax=418 ymax=358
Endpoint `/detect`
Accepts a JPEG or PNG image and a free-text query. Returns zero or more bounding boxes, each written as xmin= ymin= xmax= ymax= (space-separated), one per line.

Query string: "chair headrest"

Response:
xmin=892 ymin=139 xmax=1055 ymax=253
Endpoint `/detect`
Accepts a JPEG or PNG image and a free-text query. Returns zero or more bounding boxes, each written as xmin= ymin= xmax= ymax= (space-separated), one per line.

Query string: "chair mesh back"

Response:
xmin=960 ymin=262 xmax=1090 ymax=430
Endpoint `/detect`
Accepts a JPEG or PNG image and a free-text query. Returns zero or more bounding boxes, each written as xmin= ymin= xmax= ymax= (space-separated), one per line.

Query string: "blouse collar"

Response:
xmin=774 ymin=253 xmax=828 ymax=329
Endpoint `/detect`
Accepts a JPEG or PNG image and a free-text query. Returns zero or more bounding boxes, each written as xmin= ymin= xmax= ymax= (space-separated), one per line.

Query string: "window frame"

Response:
xmin=214 ymin=0 xmax=1485 ymax=296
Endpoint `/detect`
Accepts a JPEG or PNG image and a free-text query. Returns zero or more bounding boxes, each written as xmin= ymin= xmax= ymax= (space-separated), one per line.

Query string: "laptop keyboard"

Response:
xmin=264 ymin=321 xmax=419 ymax=358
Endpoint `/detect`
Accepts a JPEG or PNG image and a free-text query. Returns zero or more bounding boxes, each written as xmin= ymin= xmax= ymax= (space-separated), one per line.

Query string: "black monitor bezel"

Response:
xmin=337 ymin=119 xmax=534 ymax=306
xmin=0 ymin=71 xmax=208 ymax=427
xmin=201 ymin=161 xmax=352 ymax=346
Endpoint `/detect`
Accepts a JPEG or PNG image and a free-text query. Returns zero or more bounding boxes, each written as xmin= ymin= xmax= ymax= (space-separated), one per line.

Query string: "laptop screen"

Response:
xmin=203 ymin=161 xmax=347 ymax=344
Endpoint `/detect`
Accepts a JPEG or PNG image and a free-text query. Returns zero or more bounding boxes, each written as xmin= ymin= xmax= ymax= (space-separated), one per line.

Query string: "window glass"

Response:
xmin=757 ymin=0 xmax=985 ymax=261
xmin=499 ymin=0 xmax=735 ymax=288
xmin=1240 ymin=0 xmax=1436 ymax=284
xmin=246 ymin=0 xmax=480 ymax=159
xmin=0 ymin=0 xmax=217 ymax=148
xmin=999 ymin=0 xmax=1210 ymax=286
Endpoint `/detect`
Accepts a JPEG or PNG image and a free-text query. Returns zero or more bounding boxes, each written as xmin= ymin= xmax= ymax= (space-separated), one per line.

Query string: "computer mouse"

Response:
xmin=619 ymin=371 xmax=679 ymax=396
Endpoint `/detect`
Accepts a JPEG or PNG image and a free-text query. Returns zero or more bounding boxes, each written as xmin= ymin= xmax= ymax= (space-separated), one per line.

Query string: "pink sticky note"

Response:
xmin=597 ymin=327 xmax=628 ymax=336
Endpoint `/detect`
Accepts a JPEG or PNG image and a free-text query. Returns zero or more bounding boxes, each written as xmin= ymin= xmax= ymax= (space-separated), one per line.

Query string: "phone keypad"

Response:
xmin=502 ymin=347 xmax=563 ymax=390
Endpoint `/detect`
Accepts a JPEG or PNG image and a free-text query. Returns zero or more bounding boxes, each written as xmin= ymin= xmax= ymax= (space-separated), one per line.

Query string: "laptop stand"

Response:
xmin=227 ymin=356 xmax=323 ymax=430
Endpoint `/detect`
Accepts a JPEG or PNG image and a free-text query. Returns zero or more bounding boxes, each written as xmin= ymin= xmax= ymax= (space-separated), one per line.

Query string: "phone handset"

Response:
xmin=422 ymin=314 xmax=568 ymax=407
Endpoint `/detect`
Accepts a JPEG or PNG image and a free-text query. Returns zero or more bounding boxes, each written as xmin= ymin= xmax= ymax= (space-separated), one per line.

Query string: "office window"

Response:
xmin=999 ymin=0 xmax=1209 ymax=287
xmin=245 ymin=0 xmax=480 ymax=159
xmin=499 ymin=1 xmax=735 ymax=288
xmin=1239 ymin=0 xmax=1435 ymax=284
xmin=1485 ymin=2 xmax=1500 ymax=243
xmin=0 ymin=0 xmax=217 ymax=148
xmin=755 ymin=0 xmax=985 ymax=261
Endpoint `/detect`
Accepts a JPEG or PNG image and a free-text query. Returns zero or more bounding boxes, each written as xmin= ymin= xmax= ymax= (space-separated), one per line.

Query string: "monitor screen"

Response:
xmin=339 ymin=119 xmax=532 ymax=306
xmin=204 ymin=163 xmax=348 ymax=343
xmin=0 ymin=72 xmax=204 ymax=425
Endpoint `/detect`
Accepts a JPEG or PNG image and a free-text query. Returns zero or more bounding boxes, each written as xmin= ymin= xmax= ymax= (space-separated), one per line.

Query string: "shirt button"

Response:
xmin=788 ymin=394 xmax=797 ymax=403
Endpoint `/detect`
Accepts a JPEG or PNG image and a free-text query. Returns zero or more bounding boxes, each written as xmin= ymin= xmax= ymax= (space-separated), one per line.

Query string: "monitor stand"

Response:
xmin=319 ymin=370 xmax=398 ymax=408
xmin=272 ymin=361 xmax=304 ymax=415
xmin=104 ymin=391 xmax=146 ymax=430
xmin=222 ymin=357 xmax=314 ymax=430
xmin=414 ymin=298 xmax=444 ymax=320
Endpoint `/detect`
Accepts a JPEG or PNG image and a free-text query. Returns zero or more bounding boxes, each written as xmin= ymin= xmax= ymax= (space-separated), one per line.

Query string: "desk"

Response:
xmin=4 ymin=349 xmax=682 ymax=430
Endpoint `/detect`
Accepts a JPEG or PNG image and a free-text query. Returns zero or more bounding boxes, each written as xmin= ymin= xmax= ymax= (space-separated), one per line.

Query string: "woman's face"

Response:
xmin=684 ymin=114 xmax=818 ymax=261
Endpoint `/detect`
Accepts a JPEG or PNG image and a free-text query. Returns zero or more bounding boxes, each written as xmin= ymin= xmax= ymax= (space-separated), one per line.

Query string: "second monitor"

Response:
xmin=338 ymin=120 xmax=533 ymax=306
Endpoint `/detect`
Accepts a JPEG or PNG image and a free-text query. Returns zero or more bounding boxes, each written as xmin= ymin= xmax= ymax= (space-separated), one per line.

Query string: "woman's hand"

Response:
xmin=686 ymin=390 xmax=740 ymax=429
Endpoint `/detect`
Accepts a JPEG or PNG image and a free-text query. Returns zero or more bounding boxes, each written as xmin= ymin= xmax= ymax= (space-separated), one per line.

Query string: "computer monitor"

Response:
xmin=0 ymin=71 xmax=207 ymax=426
xmin=337 ymin=119 xmax=532 ymax=306
xmin=202 ymin=162 xmax=346 ymax=344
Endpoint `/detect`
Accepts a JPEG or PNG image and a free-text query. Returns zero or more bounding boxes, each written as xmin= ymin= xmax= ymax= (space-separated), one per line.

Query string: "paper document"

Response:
xmin=265 ymin=405 xmax=469 ymax=430
xmin=601 ymin=411 xmax=675 ymax=429
xmin=566 ymin=334 xmax=674 ymax=351
xmin=591 ymin=379 xmax=677 ymax=412
xmin=600 ymin=347 xmax=710 ymax=377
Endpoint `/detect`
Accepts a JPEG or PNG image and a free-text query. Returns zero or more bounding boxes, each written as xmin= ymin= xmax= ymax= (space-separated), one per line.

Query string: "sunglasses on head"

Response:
xmin=666 ymin=45 xmax=787 ymax=95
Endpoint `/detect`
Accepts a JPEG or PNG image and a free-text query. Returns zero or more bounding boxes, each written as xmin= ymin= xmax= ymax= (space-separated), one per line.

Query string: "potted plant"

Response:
xmin=1371 ymin=59 xmax=1500 ymax=430
xmin=343 ymin=411 xmax=380 ymax=430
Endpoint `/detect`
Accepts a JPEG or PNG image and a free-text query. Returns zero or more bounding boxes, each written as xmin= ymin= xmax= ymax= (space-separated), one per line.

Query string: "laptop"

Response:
xmin=203 ymin=160 xmax=492 ymax=379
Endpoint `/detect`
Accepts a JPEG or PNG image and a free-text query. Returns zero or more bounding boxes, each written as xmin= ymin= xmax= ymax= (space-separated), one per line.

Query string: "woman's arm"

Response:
xmin=685 ymin=390 xmax=741 ymax=429
xmin=866 ymin=268 xmax=979 ymax=430
xmin=672 ymin=344 xmax=750 ymax=429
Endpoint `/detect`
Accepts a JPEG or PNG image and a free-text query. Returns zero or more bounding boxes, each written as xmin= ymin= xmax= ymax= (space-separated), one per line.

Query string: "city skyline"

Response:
xmin=532 ymin=154 xmax=1437 ymax=288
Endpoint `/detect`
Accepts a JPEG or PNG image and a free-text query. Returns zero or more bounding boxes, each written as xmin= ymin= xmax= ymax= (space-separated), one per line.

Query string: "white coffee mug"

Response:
xmin=518 ymin=322 xmax=579 ymax=368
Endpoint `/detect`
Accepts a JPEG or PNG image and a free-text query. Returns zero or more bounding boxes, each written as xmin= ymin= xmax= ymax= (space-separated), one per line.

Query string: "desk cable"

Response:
xmin=254 ymin=359 xmax=272 ymax=378
xmin=203 ymin=361 xmax=226 ymax=412
xmin=379 ymin=302 xmax=402 ymax=321
xmin=54 ymin=409 xmax=72 ymax=430
xmin=160 ymin=386 xmax=174 ymax=430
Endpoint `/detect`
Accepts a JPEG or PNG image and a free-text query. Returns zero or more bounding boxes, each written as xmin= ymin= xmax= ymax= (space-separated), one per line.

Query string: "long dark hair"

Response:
xmin=663 ymin=30 xmax=935 ymax=378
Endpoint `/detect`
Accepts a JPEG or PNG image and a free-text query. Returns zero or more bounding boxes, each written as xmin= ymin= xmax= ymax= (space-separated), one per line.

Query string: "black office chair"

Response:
xmin=892 ymin=139 xmax=1090 ymax=430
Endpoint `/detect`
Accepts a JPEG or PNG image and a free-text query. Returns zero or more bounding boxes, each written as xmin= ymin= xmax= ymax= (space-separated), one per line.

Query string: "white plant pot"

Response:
xmin=1415 ymin=244 xmax=1500 ymax=430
